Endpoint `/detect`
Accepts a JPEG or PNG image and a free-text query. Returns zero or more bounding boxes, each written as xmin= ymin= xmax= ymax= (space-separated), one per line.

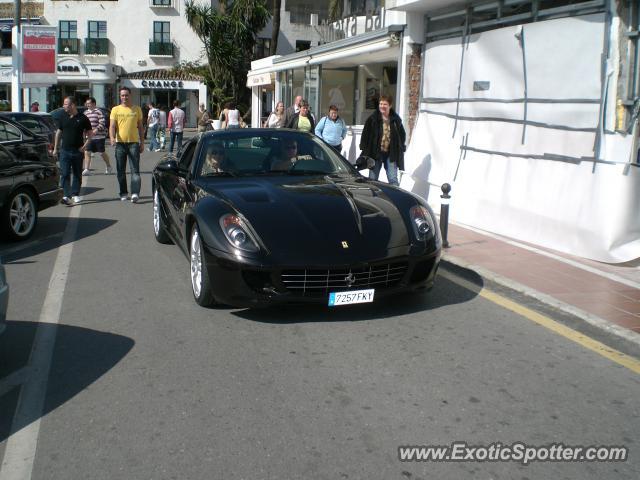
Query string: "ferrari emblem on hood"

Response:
xmin=341 ymin=241 xmax=349 ymax=249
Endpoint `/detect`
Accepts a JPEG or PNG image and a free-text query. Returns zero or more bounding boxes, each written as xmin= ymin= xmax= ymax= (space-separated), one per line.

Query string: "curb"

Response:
xmin=442 ymin=253 xmax=640 ymax=349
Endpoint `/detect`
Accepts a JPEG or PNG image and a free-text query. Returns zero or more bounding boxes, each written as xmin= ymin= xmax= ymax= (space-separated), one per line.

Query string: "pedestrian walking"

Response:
xmin=52 ymin=96 xmax=93 ymax=205
xmin=359 ymin=95 xmax=406 ymax=187
xmin=168 ymin=100 xmax=186 ymax=155
xmin=82 ymin=97 xmax=113 ymax=175
xmin=147 ymin=102 xmax=161 ymax=152
xmin=286 ymin=100 xmax=315 ymax=132
xmin=225 ymin=102 xmax=242 ymax=129
xmin=315 ymin=105 xmax=347 ymax=154
xmin=157 ymin=105 xmax=167 ymax=150
xmin=109 ymin=86 xmax=144 ymax=203
xmin=263 ymin=101 xmax=286 ymax=128
xmin=285 ymin=95 xmax=302 ymax=126
xmin=196 ymin=103 xmax=211 ymax=133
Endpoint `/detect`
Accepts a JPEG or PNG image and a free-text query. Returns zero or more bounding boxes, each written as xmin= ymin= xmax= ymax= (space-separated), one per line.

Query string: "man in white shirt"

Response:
xmin=147 ymin=102 xmax=161 ymax=152
xmin=168 ymin=100 xmax=186 ymax=155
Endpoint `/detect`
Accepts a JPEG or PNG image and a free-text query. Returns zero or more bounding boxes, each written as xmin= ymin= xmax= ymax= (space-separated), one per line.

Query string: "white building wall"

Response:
xmin=42 ymin=0 xmax=207 ymax=74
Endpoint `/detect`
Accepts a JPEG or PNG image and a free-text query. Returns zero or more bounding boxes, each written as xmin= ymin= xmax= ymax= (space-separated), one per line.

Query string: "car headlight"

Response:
xmin=219 ymin=214 xmax=260 ymax=253
xmin=409 ymin=205 xmax=435 ymax=242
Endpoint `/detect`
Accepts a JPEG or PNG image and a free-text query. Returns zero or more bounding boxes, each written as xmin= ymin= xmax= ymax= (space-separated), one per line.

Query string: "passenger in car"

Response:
xmin=202 ymin=142 xmax=227 ymax=175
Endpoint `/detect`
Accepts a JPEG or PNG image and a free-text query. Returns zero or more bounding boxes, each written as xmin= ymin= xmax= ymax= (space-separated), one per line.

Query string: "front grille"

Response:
xmin=281 ymin=262 xmax=408 ymax=294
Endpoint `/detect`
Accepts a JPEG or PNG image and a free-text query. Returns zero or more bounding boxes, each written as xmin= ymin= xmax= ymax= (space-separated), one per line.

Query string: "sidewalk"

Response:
xmin=441 ymin=222 xmax=640 ymax=341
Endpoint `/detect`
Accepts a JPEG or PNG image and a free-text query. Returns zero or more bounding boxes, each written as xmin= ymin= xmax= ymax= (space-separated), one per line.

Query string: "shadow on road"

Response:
xmin=0 ymin=217 xmax=117 ymax=264
xmin=232 ymin=265 xmax=483 ymax=323
xmin=0 ymin=321 xmax=135 ymax=443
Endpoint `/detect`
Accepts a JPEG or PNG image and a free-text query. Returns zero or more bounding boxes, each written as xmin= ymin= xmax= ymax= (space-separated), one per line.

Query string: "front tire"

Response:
xmin=190 ymin=225 xmax=217 ymax=307
xmin=3 ymin=188 xmax=37 ymax=241
xmin=153 ymin=187 xmax=172 ymax=244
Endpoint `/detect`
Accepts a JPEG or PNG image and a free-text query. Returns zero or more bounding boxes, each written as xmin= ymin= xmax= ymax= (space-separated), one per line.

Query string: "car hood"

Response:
xmin=207 ymin=176 xmax=412 ymax=264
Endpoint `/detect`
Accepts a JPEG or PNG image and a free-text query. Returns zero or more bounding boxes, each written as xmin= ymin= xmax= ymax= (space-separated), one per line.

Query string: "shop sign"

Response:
xmin=141 ymin=80 xmax=185 ymax=89
xmin=56 ymin=58 xmax=88 ymax=77
xmin=21 ymin=25 xmax=57 ymax=85
xmin=329 ymin=8 xmax=386 ymax=38
xmin=247 ymin=73 xmax=272 ymax=87
xmin=0 ymin=67 xmax=11 ymax=82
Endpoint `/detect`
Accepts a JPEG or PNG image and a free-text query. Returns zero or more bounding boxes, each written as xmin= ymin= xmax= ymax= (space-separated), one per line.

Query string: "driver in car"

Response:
xmin=202 ymin=142 xmax=227 ymax=174
xmin=271 ymin=140 xmax=304 ymax=171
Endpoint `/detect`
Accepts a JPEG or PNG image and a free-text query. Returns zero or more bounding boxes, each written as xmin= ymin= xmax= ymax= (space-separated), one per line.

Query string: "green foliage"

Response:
xmin=185 ymin=0 xmax=271 ymax=107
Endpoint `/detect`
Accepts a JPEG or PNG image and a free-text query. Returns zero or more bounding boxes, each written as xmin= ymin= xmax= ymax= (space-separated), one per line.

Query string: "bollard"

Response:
xmin=440 ymin=183 xmax=451 ymax=248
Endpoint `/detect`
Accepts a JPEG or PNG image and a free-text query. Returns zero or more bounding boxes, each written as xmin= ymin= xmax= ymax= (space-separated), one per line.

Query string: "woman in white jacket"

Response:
xmin=264 ymin=101 xmax=286 ymax=128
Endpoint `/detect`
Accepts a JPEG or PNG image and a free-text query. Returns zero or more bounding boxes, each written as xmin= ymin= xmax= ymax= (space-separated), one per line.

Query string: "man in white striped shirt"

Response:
xmin=82 ymin=97 xmax=113 ymax=175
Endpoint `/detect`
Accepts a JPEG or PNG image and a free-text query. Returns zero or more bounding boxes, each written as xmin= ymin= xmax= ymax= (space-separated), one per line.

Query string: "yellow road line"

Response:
xmin=440 ymin=270 xmax=640 ymax=374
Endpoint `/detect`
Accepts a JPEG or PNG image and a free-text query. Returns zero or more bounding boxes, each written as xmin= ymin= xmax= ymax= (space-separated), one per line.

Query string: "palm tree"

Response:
xmin=185 ymin=1 xmax=270 ymax=99
xmin=270 ymin=0 xmax=281 ymax=56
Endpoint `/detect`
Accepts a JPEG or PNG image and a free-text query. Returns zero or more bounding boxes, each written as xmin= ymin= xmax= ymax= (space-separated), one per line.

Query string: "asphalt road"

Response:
xmin=0 ymin=145 xmax=639 ymax=480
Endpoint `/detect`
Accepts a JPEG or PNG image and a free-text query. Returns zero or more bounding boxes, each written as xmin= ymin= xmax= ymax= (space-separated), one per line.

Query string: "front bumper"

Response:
xmin=202 ymin=245 xmax=441 ymax=308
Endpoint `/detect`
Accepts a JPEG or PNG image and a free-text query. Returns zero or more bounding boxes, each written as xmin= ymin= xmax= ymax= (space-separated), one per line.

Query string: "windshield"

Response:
xmin=197 ymin=130 xmax=354 ymax=177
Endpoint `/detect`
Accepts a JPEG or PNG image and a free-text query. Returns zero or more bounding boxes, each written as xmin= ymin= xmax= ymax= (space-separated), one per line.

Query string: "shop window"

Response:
xmin=59 ymin=21 xmax=79 ymax=54
xmin=295 ymin=40 xmax=311 ymax=52
xmin=150 ymin=21 xmax=173 ymax=56
xmin=347 ymin=0 xmax=382 ymax=17
xmin=425 ymin=0 xmax=605 ymax=41
xmin=253 ymin=38 xmax=271 ymax=59
xmin=86 ymin=21 xmax=108 ymax=55
xmin=0 ymin=31 xmax=11 ymax=55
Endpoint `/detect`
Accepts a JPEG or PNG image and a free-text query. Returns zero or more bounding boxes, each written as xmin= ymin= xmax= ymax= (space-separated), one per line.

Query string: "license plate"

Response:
xmin=328 ymin=289 xmax=375 ymax=306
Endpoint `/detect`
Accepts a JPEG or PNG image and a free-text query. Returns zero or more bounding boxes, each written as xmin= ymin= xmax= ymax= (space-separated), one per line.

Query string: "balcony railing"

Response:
xmin=149 ymin=0 xmax=173 ymax=7
xmin=58 ymin=38 xmax=80 ymax=55
xmin=149 ymin=41 xmax=174 ymax=56
xmin=85 ymin=38 xmax=109 ymax=55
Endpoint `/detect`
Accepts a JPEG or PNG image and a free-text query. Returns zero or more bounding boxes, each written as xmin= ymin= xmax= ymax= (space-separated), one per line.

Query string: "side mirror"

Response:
xmin=157 ymin=159 xmax=179 ymax=173
xmin=355 ymin=155 xmax=375 ymax=170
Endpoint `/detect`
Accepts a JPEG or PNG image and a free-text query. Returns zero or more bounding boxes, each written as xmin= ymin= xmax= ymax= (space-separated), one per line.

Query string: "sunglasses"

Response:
xmin=211 ymin=150 xmax=224 ymax=154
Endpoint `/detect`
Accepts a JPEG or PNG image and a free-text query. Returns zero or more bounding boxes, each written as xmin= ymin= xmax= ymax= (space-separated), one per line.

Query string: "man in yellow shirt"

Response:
xmin=109 ymin=86 xmax=144 ymax=202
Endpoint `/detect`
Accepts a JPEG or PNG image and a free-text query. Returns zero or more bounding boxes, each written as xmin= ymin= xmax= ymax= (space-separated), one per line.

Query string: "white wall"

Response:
xmin=402 ymin=13 xmax=640 ymax=263
xmin=42 ymin=0 xmax=207 ymax=74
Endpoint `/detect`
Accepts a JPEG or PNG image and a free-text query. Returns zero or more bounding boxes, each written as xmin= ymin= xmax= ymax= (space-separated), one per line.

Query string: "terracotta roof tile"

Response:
xmin=120 ymin=68 xmax=204 ymax=81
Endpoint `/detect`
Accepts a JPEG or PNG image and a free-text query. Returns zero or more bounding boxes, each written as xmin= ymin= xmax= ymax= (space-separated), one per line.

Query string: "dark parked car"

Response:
xmin=0 ymin=118 xmax=62 ymax=241
xmin=152 ymin=129 xmax=441 ymax=308
xmin=0 ymin=264 xmax=7 ymax=335
xmin=0 ymin=112 xmax=57 ymax=146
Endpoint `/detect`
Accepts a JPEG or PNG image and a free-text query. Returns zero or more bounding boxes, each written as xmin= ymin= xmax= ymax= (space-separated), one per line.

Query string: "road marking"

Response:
xmin=440 ymin=270 xmax=640 ymax=375
xmin=0 ymin=202 xmax=81 ymax=480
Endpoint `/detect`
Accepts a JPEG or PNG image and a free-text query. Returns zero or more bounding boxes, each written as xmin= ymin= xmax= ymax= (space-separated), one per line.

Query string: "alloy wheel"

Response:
xmin=10 ymin=192 xmax=36 ymax=237
xmin=190 ymin=229 xmax=202 ymax=299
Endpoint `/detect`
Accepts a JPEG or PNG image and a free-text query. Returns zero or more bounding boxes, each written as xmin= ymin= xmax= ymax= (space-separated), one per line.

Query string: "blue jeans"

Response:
xmin=169 ymin=131 xmax=183 ymax=155
xmin=59 ymin=149 xmax=83 ymax=197
xmin=148 ymin=124 xmax=159 ymax=151
xmin=368 ymin=152 xmax=399 ymax=186
xmin=115 ymin=143 xmax=141 ymax=196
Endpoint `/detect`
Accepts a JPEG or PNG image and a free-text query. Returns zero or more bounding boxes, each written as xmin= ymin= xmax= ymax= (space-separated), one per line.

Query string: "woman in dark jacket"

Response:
xmin=359 ymin=94 xmax=406 ymax=186
xmin=286 ymin=100 xmax=316 ymax=133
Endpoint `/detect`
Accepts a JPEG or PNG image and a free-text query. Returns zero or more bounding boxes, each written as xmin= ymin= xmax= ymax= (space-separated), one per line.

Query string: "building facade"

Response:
xmin=249 ymin=0 xmax=640 ymax=263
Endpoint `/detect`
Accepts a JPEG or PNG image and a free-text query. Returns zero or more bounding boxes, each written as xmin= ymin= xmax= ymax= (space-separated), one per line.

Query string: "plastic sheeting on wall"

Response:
xmin=402 ymin=13 xmax=640 ymax=263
